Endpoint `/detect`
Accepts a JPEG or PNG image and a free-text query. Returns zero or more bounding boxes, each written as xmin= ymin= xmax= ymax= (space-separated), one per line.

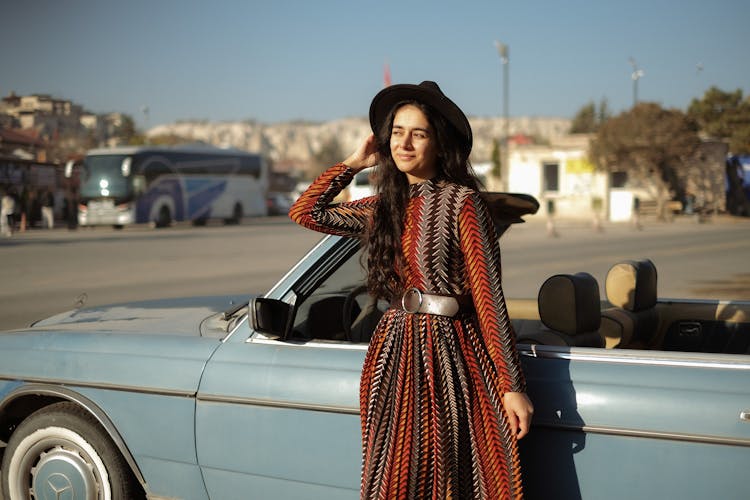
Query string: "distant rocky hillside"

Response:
xmin=147 ymin=115 xmax=571 ymax=169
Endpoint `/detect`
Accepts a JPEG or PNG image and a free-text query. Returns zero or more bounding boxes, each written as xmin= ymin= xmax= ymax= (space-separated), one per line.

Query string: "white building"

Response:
xmin=502 ymin=134 xmax=613 ymax=221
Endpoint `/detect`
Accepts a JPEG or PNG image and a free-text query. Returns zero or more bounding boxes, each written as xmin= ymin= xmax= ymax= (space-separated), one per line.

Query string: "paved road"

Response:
xmin=1 ymin=214 xmax=749 ymax=331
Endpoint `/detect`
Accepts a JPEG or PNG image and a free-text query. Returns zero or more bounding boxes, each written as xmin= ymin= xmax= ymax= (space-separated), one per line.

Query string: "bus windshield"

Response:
xmin=80 ymin=155 xmax=132 ymax=200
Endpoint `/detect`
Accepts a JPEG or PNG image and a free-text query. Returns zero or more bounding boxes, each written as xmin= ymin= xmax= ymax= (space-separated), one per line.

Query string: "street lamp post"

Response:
xmin=629 ymin=57 xmax=644 ymax=107
xmin=141 ymin=105 xmax=150 ymax=143
xmin=495 ymin=40 xmax=509 ymax=190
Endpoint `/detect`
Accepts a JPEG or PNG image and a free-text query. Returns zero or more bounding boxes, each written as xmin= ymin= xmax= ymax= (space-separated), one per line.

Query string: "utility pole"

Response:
xmin=629 ymin=57 xmax=644 ymax=107
xmin=495 ymin=41 xmax=510 ymax=190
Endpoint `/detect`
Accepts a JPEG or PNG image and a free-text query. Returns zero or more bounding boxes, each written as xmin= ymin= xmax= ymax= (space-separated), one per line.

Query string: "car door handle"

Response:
xmin=741 ymin=411 xmax=750 ymax=422
xmin=678 ymin=321 xmax=702 ymax=337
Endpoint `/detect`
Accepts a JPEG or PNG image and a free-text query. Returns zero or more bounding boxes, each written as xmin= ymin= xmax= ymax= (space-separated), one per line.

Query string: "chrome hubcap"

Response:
xmin=31 ymin=446 xmax=99 ymax=500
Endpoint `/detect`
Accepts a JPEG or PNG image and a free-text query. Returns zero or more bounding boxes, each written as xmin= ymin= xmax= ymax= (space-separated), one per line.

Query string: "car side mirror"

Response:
xmin=250 ymin=297 xmax=293 ymax=339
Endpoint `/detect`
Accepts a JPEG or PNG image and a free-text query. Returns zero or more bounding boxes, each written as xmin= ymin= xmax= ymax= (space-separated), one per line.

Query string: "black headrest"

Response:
xmin=538 ymin=273 xmax=601 ymax=335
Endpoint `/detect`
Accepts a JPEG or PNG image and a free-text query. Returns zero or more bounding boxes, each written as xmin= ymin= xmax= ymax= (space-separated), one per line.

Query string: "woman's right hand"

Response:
xmin=343 ymin=134 xmax=380 ymax=172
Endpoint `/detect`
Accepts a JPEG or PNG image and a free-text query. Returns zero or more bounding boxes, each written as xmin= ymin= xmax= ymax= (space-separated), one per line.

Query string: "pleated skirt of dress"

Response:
xmin=359 ymin=308 xmax=524 ymax=500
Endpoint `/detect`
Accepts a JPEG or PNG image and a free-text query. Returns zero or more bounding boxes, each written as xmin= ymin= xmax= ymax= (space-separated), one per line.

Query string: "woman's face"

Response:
xmin=390 ymin=104 xmax=438 ymax=184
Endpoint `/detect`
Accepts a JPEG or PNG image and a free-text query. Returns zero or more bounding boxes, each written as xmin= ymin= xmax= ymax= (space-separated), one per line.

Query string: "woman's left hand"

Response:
xmin=502 ymin=392 xmax=534 ymax=439
xmin=343 ymin=134 xmax=380 ymax=172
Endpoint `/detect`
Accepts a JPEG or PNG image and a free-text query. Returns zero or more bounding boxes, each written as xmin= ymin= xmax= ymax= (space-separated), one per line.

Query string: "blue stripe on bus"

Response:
xmin=136 ymin=179 xmax=185 ymax=223
xmin=187 ymin=180 xmax=227 ymax=218
xmin=135 ymin=178 xmax=228 ymax=223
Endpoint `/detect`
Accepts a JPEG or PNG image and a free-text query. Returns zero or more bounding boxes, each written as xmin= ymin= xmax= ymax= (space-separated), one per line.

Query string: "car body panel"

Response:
xmin=196 ymin=333 xmax=365 ymax=497
xmin=519 ymin=346 xmax=750 ymax=499
xmin=0 ymin=330 xmax=219 ymax=393
xmin=31 ymin=295 xmax=251 ymax=338
xmin=0 ymin=298 xmax=242 ymax=499
xmin=73 ymin=387 xmax=210 ymax=500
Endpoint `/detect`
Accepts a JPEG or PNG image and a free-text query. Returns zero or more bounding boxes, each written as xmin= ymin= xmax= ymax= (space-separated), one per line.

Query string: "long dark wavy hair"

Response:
xmin=364 ymin=100 xmax=480 ymax=300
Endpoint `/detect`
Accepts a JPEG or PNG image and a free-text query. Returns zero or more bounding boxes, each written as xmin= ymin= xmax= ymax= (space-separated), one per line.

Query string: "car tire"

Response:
xmin=1 ymin=402 xmax=142 ymax=500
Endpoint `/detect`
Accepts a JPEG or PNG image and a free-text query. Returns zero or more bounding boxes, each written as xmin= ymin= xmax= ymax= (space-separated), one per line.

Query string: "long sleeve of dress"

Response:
xmin=458 ymin=191 xmax=526 ymax=394
xmin=288 ymin=163 xmax=376 ymax=238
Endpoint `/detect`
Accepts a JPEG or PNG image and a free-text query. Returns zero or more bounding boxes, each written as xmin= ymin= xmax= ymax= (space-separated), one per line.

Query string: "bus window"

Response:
xmin=143 ymin=161 xmax=173 ymax=184
xmin=240 ymin=157 xmax=261 ymax=178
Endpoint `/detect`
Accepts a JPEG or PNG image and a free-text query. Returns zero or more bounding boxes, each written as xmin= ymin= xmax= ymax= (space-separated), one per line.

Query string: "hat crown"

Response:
xmin=369 ymin=80 xmax=473 ymax=155
xmin=418 ymin=81 xmax=441 ymax=93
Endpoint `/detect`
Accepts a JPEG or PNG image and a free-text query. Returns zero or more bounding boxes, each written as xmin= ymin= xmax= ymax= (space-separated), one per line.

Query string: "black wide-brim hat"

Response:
xmin=369 ymin=81 xmax=473 ymax=155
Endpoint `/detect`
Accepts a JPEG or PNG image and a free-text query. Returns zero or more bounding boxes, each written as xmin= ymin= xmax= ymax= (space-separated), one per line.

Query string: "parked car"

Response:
xmin=0 ymin=196 xmax=748 ymax=499
xmin=266 ymin=191 xmax=294 ymax=216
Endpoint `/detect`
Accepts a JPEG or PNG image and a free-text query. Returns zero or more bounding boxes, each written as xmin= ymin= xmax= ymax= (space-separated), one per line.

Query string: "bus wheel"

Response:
xmin=225 ymin=203 xmax=243 ymax=225
xmin=155 ymin=206 xmax=171 ymax=228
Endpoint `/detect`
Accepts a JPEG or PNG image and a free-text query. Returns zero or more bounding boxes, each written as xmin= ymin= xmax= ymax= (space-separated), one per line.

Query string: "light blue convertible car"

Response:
xmin=1 ymin=226 xmax=749 ymax=499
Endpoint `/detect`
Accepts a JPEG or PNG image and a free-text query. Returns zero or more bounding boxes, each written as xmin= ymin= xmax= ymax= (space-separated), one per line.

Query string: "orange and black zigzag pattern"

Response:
xmin=290 ymin=164 xmax=526 ymax=499
xmin=288 ymin=163 xmax=375 ymax=238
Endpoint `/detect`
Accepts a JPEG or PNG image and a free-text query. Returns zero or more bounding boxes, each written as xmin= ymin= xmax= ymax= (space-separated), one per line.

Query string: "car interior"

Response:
xmin=511 ymin=257 xmax=750 ymax=354
xmin=287 ymin=248 xmax=750 ymax=355
xmin=289 ymin=249 xmax=389 ymax=344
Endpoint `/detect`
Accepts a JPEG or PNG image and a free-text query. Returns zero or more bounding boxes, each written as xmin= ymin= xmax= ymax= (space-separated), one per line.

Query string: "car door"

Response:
xmin=518 ymin=344 xmax=750 ymax=500
xmin=195 ymin=236 xmax=367 ymax=499
xmin=195 ymin=325 xmax=364 ymax=499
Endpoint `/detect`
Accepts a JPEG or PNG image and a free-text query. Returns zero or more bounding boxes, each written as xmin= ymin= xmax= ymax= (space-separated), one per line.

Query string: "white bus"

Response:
xmin=69 ymin=144 xmax=269 ymax=228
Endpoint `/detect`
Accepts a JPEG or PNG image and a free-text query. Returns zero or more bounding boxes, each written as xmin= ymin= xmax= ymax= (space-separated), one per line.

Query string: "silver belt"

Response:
xmin=392 ymin=287 xmax=474 ymax=318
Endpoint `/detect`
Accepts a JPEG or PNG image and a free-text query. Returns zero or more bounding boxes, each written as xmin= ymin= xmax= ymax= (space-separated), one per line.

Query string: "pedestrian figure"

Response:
xmin=1 ymin=186 xmax=16 ymax=237
xmin=632 ymin=195 xmax=642 ymax=230
xmin=546 ymin=198 xmax=559 ymax=237
xmin=41 ymin=189 xmax=55 ymax=229
xmin=66 ymin=188 xmax=79 ymax=230
xmin=592 ymin=196 xmax=604 ymax=232
xmin=290 ymin=81 xmax=533 ymax=499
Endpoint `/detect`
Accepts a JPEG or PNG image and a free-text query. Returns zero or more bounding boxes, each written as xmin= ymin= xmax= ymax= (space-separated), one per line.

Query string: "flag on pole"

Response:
xmin=383 ymin=61 xmax=391 ymax=87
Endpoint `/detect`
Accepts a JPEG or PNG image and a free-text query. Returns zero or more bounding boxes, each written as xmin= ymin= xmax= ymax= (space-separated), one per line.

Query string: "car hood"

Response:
xmin=29 ymin=295 xmax=255 ymax=337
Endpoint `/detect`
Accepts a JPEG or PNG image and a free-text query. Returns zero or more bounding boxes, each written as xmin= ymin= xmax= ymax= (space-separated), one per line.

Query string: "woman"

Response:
xmin=290 ymin=81 xmax=533 ymax=499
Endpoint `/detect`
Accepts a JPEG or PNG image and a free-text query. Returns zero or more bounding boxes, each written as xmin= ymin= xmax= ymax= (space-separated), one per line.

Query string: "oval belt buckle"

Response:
xmin=401 ymin=287 xmax=423 ymax=314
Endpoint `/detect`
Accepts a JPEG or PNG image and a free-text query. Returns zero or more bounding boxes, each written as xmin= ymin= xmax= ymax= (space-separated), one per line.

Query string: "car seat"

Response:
xmin=600 ymin=259 xmax=658 ymax=348
xmin=306 ymin=296 xmax=359 ymax=341
xmin=518 ymin=272 xmax=605 ymax=347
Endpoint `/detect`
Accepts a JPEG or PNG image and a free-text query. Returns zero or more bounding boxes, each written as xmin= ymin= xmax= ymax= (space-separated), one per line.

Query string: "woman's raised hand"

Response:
xmin=344 ymin=134 xmax=380 ymax=172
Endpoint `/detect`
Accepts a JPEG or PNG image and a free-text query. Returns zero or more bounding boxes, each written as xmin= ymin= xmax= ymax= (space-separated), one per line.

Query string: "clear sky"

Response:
xmin=2 ymin=0 xmax=748 ymax=129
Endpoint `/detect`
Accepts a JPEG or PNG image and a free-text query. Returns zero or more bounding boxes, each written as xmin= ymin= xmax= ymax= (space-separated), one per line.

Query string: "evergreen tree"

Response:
xmin=490 ymin=138 xmax=502 ymax=179
xmin=570 ymin=98 xmax=611 ymax=134
xmin=688 ymin=86 xmax=750 ymax=154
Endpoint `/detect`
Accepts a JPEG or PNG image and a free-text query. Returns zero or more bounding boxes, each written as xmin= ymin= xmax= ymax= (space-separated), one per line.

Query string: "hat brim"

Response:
xmin=369 ymin=82 xmax=473 ymax=155
xmin=479 ymin=192 xmax=540 ymax=229
xmin=478 ymin=192 xmax=540 ymax=238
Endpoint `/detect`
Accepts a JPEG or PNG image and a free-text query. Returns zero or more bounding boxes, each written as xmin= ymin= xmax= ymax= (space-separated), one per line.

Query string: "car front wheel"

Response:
xmin=1 ymin=402 xmax=142 ymax=500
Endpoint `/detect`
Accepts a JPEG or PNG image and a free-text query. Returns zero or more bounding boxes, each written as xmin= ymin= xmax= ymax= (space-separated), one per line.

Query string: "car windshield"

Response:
xmin=79 ymin=155 xmax=131 ymax=199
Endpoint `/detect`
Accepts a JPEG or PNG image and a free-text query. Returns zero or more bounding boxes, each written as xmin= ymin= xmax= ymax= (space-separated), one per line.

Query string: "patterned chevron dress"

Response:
xmin=290 ymin=163 xmax=526 ymax=499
